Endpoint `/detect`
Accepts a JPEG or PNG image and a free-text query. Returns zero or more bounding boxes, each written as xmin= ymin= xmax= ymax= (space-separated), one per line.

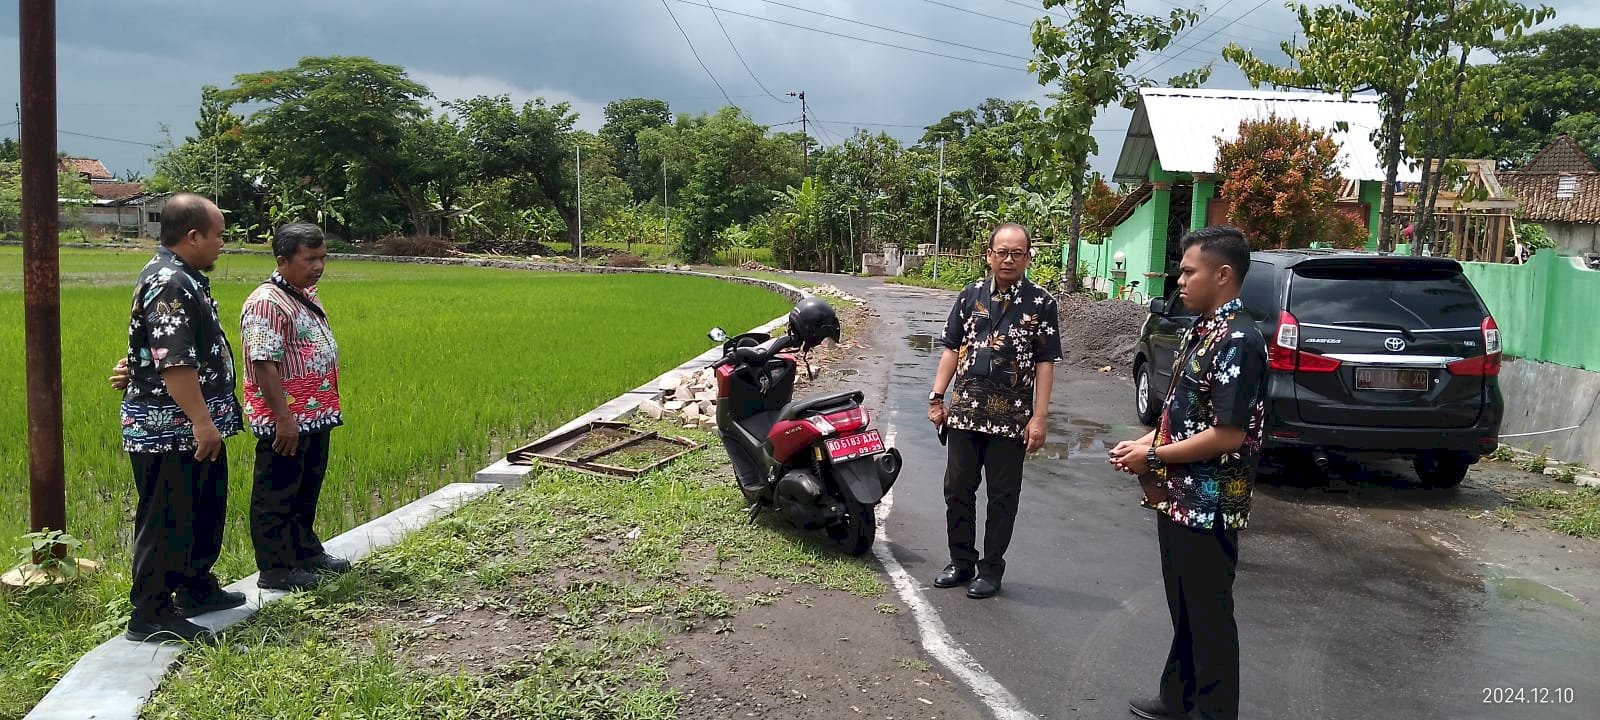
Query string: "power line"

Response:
xmin=664 ymin=0 xmax=1025 ymax=72
xmin=917 ymin=0 xmax=1030 ymax=28
xmin=659 ymin=0 xmax=740 ymax=111
xmin=1136 ymin=0 xmax=1276 ymax=78
xmin=1127 ymin=0 xmax=1241 ymax=77
xmin=744 ymin=0 xmax=1032 ymax=62
xmin=704 ymin=1 xmax=794 ymax=104
xmin=59 ymin=128 xmax=161 ymax=147
xmin=996 ymin=0 xmax=1071 ymax=21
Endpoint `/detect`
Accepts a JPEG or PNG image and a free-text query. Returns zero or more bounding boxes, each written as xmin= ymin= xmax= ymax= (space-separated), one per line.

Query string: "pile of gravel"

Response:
xmin=1055 ymin=292 xmax=1149 ymax=372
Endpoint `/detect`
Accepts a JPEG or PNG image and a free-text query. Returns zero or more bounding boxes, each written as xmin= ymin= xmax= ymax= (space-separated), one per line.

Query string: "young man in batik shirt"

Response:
xmin=241 ymin=223 xmax=348 ymax=591
xmin=1111 ymin=226 xmax=1268 ymax=720
xmin=927 ymin=223 xmax=1062 ymax=599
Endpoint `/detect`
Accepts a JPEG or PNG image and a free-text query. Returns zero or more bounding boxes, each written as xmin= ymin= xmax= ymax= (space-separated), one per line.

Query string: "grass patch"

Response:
xmin=1511 ymin=487 xmax=1600 ymax=538
xmin=0 ymin=247 xmax=790 ymax=715
xmin=142 ymin=432 xmax=884 ymax=719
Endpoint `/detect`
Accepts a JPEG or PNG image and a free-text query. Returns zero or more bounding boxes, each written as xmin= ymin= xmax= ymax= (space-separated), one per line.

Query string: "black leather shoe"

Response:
xmin=299 ymin=553 xmax=352 ymax=574
xmin=173 ymin=584 xmax=247 ymax=617
xmin=1128 ymin=696 xmax=1185 ymax=719
xmin=126 ymin=613 xmax=216 ymax=644
xmin=933 ymin=563 xmax=976 ymax=588
xmin=965 ymin=576 xmax=1001 ymax=599
xmin=259 ymin=567 xmax=324 ymax=591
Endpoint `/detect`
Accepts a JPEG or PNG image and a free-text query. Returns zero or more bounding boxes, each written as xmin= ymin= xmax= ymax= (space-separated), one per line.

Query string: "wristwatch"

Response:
xmin=928 ymin=391 xmax=945 ymax=403
xmin=1146 ymin=447 xmax=1164 ymax=470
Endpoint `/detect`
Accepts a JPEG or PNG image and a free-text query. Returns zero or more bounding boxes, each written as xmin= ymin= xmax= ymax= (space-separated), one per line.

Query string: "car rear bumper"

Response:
xmin=1262 ymin=380 xmax=1503 ymax=458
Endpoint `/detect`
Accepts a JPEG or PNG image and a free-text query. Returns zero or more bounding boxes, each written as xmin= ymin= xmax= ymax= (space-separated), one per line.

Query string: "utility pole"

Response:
xmin=663 ymin=161 xmax=669 ymax=243
xmin=933 ymin=137 xmax=945 ymax=282
xmin=19 ymin=0 xmax=66 ymax=561
xmin=788 ymin=90 xmax=808 ymax=176
xmin=575 ymin=144 xmax=583 ymax=262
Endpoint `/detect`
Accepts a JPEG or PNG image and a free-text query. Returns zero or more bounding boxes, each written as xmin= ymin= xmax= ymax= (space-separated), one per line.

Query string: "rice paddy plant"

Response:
xmin=0 ymin=247 xmax=789 ymax=716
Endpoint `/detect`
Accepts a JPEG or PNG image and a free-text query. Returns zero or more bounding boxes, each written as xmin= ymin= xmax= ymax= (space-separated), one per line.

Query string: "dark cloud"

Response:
xmin=1 ymin=0 xmax=1592 ymax=179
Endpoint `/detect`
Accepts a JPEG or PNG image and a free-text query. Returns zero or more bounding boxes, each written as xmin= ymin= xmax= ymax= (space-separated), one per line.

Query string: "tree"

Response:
xmin=1027 ymin=0 xmax=1206 ymax=292
xmin=1082 ymin=176 xmax=1127 ymax=239
xmin=1215 ymin=116 xmax=1366 ymax=250
xmin=638 ymin=108 xmax=801 ymax=262
xmin=600 ymin=98 xmax=672 ymax=203
xmin=1 ymin=160 xmax=92 ymax=234
xmin=150 ymin=86 xmax=264 ymax=238
xmin=215 ymin=56 xmax=433 ymax=236
xmin=450 ymin=95 xmax=584 ymax=245
xmin=1223 ymin=0 xmax=1551 ymax=251
xmin=1480 ymin=24 xmax=1600 ymax=165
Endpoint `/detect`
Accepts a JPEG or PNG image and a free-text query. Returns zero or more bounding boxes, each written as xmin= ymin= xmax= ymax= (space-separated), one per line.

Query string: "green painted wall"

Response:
xmin=1081 ymin=198 xmax=1161 ymax=292
xmin=1191 ymin=180 xmax=1216 ymax=232
xmin=1461 ymin=250 xmax=1600 ymax=370
xmin=1360 ymin=180 xmax=1383 ymax=249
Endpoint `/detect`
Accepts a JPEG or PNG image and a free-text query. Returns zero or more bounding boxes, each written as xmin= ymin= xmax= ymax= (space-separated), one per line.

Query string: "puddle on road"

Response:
xmin=905 ymin=333 xmax=939 ymax=352
xmin=1483 ymin=576 xmax=1587 ymax=613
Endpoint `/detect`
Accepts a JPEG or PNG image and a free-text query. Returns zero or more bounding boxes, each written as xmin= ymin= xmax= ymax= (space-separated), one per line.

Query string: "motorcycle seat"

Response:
xmin=738 ymin=410 xmax=780 ymax=442
xmin=777 ymin=390 xmax=863 ymax=421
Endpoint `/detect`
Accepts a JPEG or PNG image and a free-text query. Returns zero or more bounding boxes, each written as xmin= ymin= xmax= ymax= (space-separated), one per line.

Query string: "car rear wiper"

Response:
xmin=1326 ymin=321 xmax=1415 ymax=340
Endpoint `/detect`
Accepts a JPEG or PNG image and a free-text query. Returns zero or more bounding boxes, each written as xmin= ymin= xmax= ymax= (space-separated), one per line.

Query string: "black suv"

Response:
xmin=1131 ymin=250 xmax=1504 ymax=487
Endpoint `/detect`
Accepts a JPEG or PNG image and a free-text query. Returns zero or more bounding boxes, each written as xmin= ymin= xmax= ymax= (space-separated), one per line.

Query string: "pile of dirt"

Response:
xmin=1055 ymin=292 xmax=1149 ymax=372
xmin=740 ymin=260 xmax=782 ymax=272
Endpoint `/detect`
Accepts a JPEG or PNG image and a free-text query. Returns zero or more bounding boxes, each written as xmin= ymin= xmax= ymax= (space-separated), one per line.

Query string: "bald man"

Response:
xmin=118 ymin=193 xmax=245 ymax=643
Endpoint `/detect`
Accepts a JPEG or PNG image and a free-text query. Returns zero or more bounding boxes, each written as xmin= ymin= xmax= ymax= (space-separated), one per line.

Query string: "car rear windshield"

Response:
xmin=1288 ymin=264 xmax=1487 ymax=328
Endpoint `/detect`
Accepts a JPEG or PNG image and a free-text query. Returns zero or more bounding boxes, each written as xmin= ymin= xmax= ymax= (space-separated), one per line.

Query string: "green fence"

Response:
xmin=1460 ymin=249 xmax=1600 ymax=370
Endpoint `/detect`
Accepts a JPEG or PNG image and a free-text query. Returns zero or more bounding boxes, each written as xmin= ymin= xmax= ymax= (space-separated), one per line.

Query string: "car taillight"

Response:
xmin=1269 ymin=310 xmax=1341 ymax=373
xmin=1447 ymin=317 xmax=1502 ymax=376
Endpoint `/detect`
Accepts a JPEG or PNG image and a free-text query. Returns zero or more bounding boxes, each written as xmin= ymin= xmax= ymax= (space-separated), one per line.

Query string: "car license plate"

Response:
xmin=1355 ymin=367 xmax=1430 ymax=391
xmin=826 ymin=430 xmax=884 ymax=462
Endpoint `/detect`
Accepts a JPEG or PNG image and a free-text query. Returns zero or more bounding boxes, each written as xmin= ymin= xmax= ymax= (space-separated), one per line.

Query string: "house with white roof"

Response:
xmin=1081 ymin=87 xmax=1420 ymax=297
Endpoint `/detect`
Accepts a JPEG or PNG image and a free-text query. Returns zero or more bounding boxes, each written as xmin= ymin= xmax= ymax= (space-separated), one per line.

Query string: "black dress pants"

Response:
xmin=942 ymin=428 xmax=1026 ymax=578
xmin=1156 ymin=511 xmax=1241 ymax=720
xmin=128 ymin=447 xmax=229 ymax=617
xmin=251 ymin=431 xmax=331 ymax=572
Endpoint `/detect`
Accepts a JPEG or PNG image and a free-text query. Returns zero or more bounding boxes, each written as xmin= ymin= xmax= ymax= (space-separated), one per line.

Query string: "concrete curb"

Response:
xmin=23 ymin=482 xmax=500 ymax=720
xmin=474 ymin=281 xmax=810 ymax=485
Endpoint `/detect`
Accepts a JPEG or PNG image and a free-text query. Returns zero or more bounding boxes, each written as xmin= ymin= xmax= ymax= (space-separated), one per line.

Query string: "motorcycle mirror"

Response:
xmin=708 ymin=327 xmax=728 ymax=342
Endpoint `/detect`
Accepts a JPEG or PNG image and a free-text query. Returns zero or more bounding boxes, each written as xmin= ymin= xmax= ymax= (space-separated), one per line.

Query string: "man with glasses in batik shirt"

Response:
xmin=926 ymin=222 xmax=1061 ymax=599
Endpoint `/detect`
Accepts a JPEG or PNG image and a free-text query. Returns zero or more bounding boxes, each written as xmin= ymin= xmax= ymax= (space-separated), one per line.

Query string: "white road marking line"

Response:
xmin=877 ymin=421 xmax=1040 ymax=720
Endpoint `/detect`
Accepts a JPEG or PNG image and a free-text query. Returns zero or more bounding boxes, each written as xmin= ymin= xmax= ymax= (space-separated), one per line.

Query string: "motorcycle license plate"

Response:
xmin=826 ymin=430 xmax=884 ymax=462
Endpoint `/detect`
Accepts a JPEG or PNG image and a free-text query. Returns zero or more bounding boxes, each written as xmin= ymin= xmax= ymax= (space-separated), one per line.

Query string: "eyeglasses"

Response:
xmin=989 ymin=249 xmax=1030 ymax=262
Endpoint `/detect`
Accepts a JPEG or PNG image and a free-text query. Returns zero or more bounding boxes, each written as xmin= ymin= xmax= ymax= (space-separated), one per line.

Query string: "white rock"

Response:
xmin=698 ymin=400 xmax=715 ymax=416
xmin=683 ymin=403 xmax=702 ymax=419
xmin=696 ymin=390 xmax=718 ymax=402
xmin=638 ymin=399 xmax=664 ymax=420
xmin=664 ymin=401 xmax=685 ymax=412
xmin=658 ymin=374 xmax=681 ymax=392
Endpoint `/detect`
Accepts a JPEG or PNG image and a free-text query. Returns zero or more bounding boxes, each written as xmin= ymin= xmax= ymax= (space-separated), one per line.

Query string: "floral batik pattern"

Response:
xmin=940 ymin=277 xmax=1063 ymax=440
xmin=240 ymin=272 xmax=343 ymax=438
xmin=120 ymin=247 xmax=242 ymax=453
xmin=1151 ymin=298 xmax=1268 ymax=530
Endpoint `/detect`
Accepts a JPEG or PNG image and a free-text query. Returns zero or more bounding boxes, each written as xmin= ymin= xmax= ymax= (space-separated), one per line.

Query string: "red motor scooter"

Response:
xmin=708 ymin=298 xmax=901 ymax=555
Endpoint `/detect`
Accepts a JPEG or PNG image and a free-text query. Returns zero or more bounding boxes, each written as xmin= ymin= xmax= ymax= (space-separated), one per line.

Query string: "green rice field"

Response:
xmin=0 ymin=246 xmax=791 ymax=718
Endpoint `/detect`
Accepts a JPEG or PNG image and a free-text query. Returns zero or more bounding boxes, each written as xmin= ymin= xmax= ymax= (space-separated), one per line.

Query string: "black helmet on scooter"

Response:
xmin=788 ymin=297 xmax=841 ymax=349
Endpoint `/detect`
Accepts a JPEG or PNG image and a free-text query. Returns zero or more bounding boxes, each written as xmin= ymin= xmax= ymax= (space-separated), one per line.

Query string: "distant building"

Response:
xmin=55 ymin=156 xmax=167 ymax=239
xmin=1501 ymin=135 xmax=1600 ymax=256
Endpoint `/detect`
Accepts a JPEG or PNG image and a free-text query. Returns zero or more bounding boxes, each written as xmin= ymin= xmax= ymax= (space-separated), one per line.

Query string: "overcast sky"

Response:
xmin=1 ymin=0 xmax=1594 ymax=180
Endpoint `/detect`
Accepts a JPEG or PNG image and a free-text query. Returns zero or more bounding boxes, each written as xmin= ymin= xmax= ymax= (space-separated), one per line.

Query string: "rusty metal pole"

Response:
xmin=19 ymin=0 xmax=65 ymax=557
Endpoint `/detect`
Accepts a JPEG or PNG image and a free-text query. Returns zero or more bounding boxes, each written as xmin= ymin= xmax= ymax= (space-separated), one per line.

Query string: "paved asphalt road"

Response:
xmin=801 ymin=272 xmax=1597 ymax=720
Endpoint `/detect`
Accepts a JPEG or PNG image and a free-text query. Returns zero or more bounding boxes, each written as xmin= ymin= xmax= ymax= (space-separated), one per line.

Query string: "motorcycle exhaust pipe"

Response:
xmin=876 ymin=448 xmax=903 ymax=493
xmin=1312 ymin=451 xmax=1332 ymax=470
